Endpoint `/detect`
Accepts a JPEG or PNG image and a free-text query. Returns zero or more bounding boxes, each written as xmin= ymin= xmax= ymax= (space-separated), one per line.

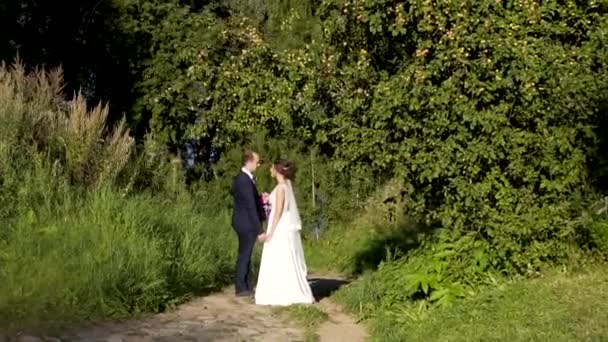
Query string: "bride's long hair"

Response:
xmin=272 ymin=159 xmax=302 ymax=231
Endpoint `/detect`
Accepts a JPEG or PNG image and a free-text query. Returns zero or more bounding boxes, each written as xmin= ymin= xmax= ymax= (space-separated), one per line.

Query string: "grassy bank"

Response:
xmin=334 ymin=265 xmax=608 ymax=341
xmin=0 ymin=190 xmax=235 ymax=332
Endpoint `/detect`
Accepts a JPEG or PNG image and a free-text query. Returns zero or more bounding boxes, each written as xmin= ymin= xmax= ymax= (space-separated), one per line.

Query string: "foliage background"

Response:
xmin=1 ymin=0 xmax=608 ymax=337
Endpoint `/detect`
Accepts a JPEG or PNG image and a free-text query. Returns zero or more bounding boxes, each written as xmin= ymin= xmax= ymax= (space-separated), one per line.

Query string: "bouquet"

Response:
xmin=261 ymin=192 xmax=271 ymax=218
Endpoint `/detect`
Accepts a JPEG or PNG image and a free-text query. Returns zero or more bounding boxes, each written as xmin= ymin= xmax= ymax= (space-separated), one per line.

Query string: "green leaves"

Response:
xmin=322 ymin=0 xmax=608 ymax=271
xmin=133 ymin=0 xmax=608 ymax=275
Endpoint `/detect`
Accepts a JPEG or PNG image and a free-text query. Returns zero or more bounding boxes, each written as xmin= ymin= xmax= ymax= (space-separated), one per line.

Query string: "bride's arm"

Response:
xmin=266 ymin=186 xmax=285 ymax=240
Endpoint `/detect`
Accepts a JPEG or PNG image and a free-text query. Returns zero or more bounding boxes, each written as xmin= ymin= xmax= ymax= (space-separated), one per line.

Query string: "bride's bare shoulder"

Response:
xmin=274 ymin=183 xmax=288 ymax=192
xmin=271 ymin=183 xmax=287 ymax=192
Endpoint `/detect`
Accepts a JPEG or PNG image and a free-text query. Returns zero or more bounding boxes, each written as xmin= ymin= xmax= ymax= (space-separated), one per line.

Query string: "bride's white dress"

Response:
xmin=255 ymin=181 xmax=315 ymax=306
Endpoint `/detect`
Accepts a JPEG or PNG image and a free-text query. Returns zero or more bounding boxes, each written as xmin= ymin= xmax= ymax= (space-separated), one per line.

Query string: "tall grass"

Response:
xmin=0 ymin=190 xmax=235 ymax=331
xmin=0 ymin=62 xmax=134 ymax=189
xmin=0 ymin=62 xmax=235 ymax=332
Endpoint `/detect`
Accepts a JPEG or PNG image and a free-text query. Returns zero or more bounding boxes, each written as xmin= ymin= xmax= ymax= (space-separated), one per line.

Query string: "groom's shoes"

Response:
xmin=235 ymin=290 xmax=253 ymax=298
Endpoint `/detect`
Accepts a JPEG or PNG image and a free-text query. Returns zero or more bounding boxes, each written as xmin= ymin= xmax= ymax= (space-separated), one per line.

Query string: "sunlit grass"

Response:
xmin=274 ymin=305 xmax=329 ymax=342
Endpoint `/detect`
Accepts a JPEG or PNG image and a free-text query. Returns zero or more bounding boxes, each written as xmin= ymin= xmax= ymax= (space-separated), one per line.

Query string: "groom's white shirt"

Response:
xmin=241 ymin=167 xmax=254 ymax=183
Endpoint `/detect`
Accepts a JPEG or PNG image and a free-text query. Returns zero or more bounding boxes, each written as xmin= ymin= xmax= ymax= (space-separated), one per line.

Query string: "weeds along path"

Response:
xmin=10 ymin=278 xmax=367 ymax=342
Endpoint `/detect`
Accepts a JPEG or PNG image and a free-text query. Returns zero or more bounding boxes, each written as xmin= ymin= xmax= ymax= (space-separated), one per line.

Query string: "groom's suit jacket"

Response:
xmin=231 ymin=171 xmax=265 ymax=234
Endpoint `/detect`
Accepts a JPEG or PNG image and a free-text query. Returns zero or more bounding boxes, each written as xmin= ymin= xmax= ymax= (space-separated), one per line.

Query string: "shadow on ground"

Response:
xmin=309 ymin=278 xmax=349 ymax=301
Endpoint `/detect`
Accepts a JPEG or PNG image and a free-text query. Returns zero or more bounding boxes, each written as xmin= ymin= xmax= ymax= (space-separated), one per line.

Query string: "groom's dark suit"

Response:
xmin=231 ymin=170 xmax=265 ymax=294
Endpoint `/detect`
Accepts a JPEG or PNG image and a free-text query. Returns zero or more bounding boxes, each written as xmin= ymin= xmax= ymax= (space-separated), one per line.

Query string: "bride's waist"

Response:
xmin=267 ymin=216 xmax=300 ymax=231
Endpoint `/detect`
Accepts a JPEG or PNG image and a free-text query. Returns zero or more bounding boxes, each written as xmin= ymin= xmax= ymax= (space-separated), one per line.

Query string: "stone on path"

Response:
xmin=16 ymin=336 xmax=43 ymax=342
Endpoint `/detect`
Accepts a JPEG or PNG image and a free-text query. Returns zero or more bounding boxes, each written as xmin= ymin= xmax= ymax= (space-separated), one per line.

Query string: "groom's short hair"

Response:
xmin=242 ymin=149 xmax=256 ymax=166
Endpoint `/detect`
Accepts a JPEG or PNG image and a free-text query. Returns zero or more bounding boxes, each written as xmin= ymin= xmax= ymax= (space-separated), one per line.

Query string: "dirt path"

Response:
xmin=54 ymin=290 xmax=301 ymax=342
xmin=9 ymin=278 xmax=366 ymax=342
xmin=317 ymin=298 xmax=367 ymax=342
xmin=308 ymin=277 xmax=368 ymax=342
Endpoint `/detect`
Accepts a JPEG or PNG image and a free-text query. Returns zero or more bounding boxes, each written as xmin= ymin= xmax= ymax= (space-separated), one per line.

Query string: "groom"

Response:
xmin=231 ymin=150 xmax=266 ymax=297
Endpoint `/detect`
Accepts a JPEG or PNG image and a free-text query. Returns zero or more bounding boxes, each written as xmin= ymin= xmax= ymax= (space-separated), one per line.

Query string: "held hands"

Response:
xmin=256 ymin=232 xmax=273 ymax=243
xmin=264 ymin=232 xmax=273 ymax=243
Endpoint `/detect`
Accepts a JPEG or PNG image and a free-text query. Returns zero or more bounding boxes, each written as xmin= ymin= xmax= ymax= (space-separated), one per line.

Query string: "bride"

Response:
xmin=255 ymin=159 xmax=315 ymax=306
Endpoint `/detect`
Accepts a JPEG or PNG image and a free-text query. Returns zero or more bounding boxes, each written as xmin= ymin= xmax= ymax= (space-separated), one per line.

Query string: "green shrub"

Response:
xmin=584 ymin=197 xmax=608 ymax=256
xmin=321 ymin=0 xmax=608 ymax=273
xmin=590 ymin=218 xmax=608 ymax=255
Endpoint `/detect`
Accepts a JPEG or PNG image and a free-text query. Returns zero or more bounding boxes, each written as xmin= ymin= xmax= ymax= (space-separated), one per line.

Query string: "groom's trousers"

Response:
xmin=235 ymin=228 xmax=257 ymax=293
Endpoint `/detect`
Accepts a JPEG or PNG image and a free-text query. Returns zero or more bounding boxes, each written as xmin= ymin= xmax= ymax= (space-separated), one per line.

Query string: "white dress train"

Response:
xmin=255 ymin=182 xmax=315 ymax=306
